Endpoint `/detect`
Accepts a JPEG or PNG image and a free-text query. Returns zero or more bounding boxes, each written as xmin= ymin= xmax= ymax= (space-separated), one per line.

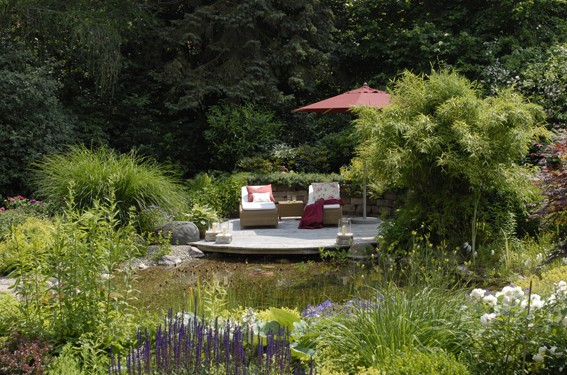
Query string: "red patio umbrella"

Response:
xmin=293 ymin=84 xmax=391 ymax=220
xmin=293 ymin=84 xmax=390 ymax=113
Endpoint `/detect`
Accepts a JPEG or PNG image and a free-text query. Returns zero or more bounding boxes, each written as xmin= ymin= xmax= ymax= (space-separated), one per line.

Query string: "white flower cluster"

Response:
xmin=470 ymin=283 xmax=551 ymax=321
xmin=533 ymin=345 xmax=564 ymax=366
xmin=470 ymin=281 xmax=567 ymax=370
xmin=241 ymin=307 xmax=258 ymax=329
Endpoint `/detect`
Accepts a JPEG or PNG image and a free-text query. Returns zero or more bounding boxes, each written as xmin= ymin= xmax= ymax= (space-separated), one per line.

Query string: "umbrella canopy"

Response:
xmin=293 ymin=84 xmax=391 ymax=221
xmin=293 ymin=84 xmax=390 ymax=113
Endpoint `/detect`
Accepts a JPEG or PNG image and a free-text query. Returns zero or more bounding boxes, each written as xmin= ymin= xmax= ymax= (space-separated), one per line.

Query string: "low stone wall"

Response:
xmin=271 ymin=185 xmax=398 ymax=219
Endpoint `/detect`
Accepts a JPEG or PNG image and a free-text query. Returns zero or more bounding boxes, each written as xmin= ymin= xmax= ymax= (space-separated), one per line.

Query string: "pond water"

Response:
xmin=133 ymin=253 xmax=383 ymax=315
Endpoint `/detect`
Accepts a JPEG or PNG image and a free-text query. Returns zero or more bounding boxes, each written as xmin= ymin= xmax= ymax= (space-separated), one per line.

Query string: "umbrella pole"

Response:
xmin=363 ymin=161 xmax=367 ymax=219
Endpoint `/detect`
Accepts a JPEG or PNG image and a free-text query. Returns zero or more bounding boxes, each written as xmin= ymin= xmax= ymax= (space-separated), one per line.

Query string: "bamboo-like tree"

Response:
xmin=353 ymin=69 xmax=550 ymax=252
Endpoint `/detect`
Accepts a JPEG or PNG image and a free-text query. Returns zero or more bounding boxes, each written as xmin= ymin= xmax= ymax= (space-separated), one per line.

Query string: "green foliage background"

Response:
xmin=0 ymin=39 xmax=76 ymax=195
xmin=2 ymin=0 xmax=567 ymax=195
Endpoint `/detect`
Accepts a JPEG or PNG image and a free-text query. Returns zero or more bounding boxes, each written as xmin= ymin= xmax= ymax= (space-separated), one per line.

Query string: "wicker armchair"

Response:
xmin=239 ymin=186 xmax=279 ymax=228
xmin=307 ymin=183 xmax=342 ymax=225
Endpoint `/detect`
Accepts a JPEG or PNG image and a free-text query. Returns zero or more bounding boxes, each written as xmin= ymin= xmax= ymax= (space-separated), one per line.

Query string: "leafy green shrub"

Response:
xmin=382 ymin=348 xmax=470 ymax=375
xmin=521 ymin=43 xmax=567 ymax=125
xmin=0 ymin=196 xmax=51 ymax=242
xmin=32 ymin=145 xmax=189 ymax=229
xmin=205 ymin=103 xmax=282 ymax=172
xmin=183 ymin=203 xmax=219 ymax=233
xmin=0 ymin=216 xmax=54 ymax=275
xmin=270 ymin=143 xmax=297 ymax=171
xmin=136 ymin=206 xmax=172 ymax=234
xmin=354 ymin=69 xmax=549 ymax=251
xmin=312 ymin=288 xmax=473 ymax=372
xmin=186 ymin=172 xmax=248 ymax=218
xmin=316 ymin=127 xmax=357 ymax=172
xmin=530 ymin=130 xmax=567 ymax=243
xmin=339 ymin=159 xmax=365 ymax=197
xmin=515 ymin=265 xmax=567 ymax=297
xmin=236 ymin=155 xmax=274 ymax=173
xmin=0 ymin=210 xmax=33 ymax=244
xmin=48 ymin=198 xmax=142 ymax=346
xmin=45 ymin=344 xmax=83 ymax=374
xmin=248 ymin=172 xmax=344 ymax=190
xmin=0 ymin=39 xmax=77 ymax=196
xmin=293 ymin=145 xmax=330 ymax=173
xmin=375 ymin=230 xmax=464 ymax=288
xmin=8 ymin=193 xmax=143 ymax=353
xmin=0 ymin=294 xmax=21 ymax=338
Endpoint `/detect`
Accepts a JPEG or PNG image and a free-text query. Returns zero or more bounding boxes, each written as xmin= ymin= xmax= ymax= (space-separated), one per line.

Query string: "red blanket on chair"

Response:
xmin=298 ymin=198 xmax=343 ymax=229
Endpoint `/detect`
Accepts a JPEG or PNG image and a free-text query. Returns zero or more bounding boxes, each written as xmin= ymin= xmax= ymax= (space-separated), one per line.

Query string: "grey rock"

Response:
xmin=157 ymin=221 xmax=200 ymax=245
xmin=0 ymin=278 xmax=15 ymax=293
xmin=169 ymin=245 xmax=205 ymax=259
xmin=188 ymin=246 xmax=205 ymax=258
xmin=348 ymin=242 xmax=377 ymax=259
xmin=157 ymin=255 xmax=182 ymax=267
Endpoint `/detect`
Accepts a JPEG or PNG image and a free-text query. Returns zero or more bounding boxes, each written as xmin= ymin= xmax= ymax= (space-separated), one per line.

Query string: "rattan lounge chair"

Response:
xmin=239 ymin=186 xmax=279 ymax=228
xmin=307 ymin=183 xmax=342 ymax=226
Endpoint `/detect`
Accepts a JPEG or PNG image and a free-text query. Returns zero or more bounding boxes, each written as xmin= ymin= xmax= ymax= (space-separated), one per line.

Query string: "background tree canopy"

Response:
xmin=1 ymin=0 xmax=567 ymax=195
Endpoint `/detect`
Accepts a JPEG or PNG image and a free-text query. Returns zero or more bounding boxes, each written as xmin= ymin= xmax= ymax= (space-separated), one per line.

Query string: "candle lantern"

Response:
xmin=205 ymin=219 xmax=221 ymax=242
xmin=336 ymin=217 xmax=353 ymax=245
xmin=215 ymin=219 xmax=233 ymax=244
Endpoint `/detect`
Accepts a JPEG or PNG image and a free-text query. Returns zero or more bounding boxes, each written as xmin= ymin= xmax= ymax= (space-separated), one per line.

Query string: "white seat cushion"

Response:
xmin=323 ymin=204 xmax=341 ymax=209
xmin=241 ymin=201 xmax=277 ymax=211
xmin=241 ymin=186 xmax=276 ymax=211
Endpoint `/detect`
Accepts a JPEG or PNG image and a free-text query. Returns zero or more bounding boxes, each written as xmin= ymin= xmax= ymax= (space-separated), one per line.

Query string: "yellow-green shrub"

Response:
xmin=382 ymin=348 xmax=470 ymax=375
xmin=0 ymin=216 xmax=53 ymax=274
xmin=514 ymin=265 xmax=567 ymax=295
xmin=0 ymin=293 xmax=21 ymax=338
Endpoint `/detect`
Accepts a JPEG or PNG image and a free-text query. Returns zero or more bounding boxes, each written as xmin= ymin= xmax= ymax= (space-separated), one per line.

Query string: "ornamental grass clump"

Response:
xmin=310 ymin=287 xmax=473 ymax=373
xmin=467 ymin=281 xmax=567 ymax=374
xmin=33 ymin=145 xmax=188 ymax=229
xmin=113 ymin=310 xmax=313 ymax=375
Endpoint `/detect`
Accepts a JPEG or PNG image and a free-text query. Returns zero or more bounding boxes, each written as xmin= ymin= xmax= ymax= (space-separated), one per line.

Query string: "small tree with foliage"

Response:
xmin=354 ymin=69 xmax=549 ymax=252
xmin=521 ymin=43 xmax=567 ymax=126
xmin=205 ymin=104 xmax=282 ymax=172
xmin=0 ymin=39 xmax=76 ymax=195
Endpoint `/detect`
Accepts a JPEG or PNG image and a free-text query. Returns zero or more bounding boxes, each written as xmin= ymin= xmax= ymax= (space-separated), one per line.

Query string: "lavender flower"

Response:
xmin=117 ymin=309 xmax=313 ymax=374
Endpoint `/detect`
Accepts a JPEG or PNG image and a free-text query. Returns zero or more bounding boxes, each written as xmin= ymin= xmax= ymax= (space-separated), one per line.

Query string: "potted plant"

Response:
xmin=184 ymin=203 xmax=219 ymax=238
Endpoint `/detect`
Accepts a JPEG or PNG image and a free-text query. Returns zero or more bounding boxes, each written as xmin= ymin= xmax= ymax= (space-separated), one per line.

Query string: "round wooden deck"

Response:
xmin=191 ymin=217 xmax=381 ymax=255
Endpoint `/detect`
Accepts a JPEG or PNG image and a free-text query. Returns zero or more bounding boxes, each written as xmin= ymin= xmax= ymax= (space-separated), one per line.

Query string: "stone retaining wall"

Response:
xmin=271 ymin=185 xmax=398 ymax=218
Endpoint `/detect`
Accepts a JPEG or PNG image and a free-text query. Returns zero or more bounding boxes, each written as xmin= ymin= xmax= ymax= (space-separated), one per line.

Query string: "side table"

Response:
xmin=278 ymin=200 xmax=304 ymax=219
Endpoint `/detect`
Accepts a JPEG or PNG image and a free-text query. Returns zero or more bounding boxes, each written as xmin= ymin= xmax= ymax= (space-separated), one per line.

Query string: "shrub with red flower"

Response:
xmin=2 ymin=195 xmax=43 ymax=210
xmin=0 ymin=333 xmax=52 ymax=374
xmin=532 ymin=129 xmax=567 ymax=242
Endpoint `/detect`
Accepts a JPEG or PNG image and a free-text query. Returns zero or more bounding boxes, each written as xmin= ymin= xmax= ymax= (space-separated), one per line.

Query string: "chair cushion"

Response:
xmin=246 ymin=185 xmax=275 ymax=202
xmin=241 ymin=201 xmax=277 ymax=211
xmin=312 ymin=182 xmax=340 ymax=201
xmin=323 ymin=204 xmax=341 ymax=209
xmin=252 ymin=192 xmax=272 ymax=202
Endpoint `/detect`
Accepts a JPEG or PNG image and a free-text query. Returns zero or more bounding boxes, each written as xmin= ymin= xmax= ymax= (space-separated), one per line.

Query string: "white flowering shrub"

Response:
xmin=467 ymin=281 xmax=567 ymax=374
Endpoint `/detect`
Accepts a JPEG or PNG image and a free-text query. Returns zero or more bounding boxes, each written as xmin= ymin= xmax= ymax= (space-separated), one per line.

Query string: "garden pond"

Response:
xmin=133 ymin=253 xmax=385 ymax=315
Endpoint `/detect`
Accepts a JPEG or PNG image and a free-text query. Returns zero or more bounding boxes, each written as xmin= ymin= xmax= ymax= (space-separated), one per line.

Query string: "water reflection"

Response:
xmin=133 ymin=253 xmax=379 ymax=315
